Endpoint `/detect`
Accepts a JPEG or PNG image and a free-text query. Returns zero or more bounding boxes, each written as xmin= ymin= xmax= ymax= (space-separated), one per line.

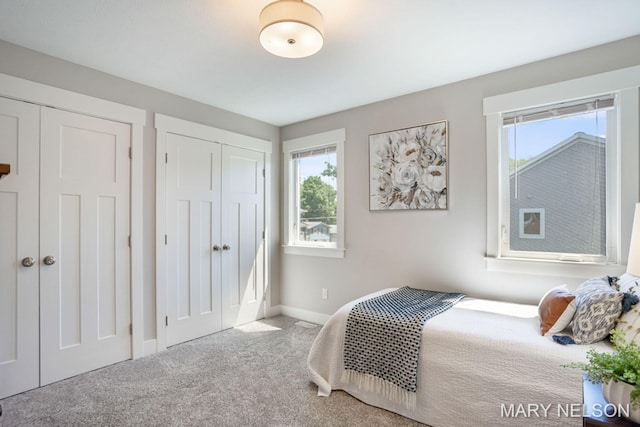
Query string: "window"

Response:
xmin=484 ymin=66 xmax=640 ymax=276
xmin=504 ymin=95 xmax=614 ymax=262
xmin=283 ymin=129 xmax=345 ymax=258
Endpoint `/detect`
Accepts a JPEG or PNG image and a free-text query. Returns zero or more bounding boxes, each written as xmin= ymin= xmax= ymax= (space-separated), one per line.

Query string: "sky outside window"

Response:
xmin=506 ymin=110 xmax=607 ymax=161
xmin=297 ymin=151 xmax=337 ymax=188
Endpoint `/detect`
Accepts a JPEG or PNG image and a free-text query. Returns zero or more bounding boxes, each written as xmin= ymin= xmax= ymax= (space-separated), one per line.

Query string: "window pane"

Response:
xmin=505 ymin=108 xmax=609 ymax=257
xmin=294 ymin=146 xmax=337 ymax=246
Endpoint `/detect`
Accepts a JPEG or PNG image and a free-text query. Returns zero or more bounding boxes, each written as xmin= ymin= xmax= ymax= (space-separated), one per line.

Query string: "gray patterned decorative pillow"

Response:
xmin=572 ymin=276 xmax=624 ymax=344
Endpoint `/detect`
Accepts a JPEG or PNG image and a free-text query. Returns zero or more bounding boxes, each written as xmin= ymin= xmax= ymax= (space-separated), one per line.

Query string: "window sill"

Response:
xmin=485 ymin=256 xmax=625 ymax=279
xmin=283 ymin=245 xmax=345 ymax=259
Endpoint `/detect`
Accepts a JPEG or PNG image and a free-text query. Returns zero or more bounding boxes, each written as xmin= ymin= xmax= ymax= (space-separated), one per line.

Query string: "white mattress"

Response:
xmin=307 ymin=289 xmax=613 ymax=427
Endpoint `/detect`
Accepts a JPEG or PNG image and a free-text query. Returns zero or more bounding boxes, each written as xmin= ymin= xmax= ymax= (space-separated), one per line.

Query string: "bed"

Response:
xmin=307 ymin=287 xmax=616 ymax=427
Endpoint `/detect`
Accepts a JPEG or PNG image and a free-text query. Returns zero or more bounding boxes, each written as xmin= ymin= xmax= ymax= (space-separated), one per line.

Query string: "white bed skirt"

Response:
xmin=307 ymin=289 xmax=613 ymax=427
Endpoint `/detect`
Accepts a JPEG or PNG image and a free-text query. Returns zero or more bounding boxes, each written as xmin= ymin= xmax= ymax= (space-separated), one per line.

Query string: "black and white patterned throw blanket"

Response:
xmin=342 ymin=287 xmax=465 ymax=407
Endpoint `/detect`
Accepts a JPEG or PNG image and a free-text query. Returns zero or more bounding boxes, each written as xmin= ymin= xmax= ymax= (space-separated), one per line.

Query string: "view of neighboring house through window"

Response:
xmin=502 ymin=95 xmax=615 ymax=262
xmin=293 ymin=146 xmax=337 ymax=245
xmin=486 ymin=67 xmax=640 ymax=274
xmin=282 ymin=128 xmax=345 ymax=258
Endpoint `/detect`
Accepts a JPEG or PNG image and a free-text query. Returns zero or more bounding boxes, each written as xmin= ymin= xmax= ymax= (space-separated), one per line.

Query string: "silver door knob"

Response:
xmin=222 ymin=244 xmax=231 ymax=251
xmin=22 ymin=257 xmax=35 ymax=267
xmin=43 ymin=255 xmax=56 ymax=266
xmin=212 ymin=245 xmax=221 ymax=251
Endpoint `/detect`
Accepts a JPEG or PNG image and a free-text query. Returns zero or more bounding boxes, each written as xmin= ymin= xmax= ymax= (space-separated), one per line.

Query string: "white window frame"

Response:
xmin=282 ymin=128 xmax=345 ymax=258
xmin=484 ymin=66 xmax=640 ymax=278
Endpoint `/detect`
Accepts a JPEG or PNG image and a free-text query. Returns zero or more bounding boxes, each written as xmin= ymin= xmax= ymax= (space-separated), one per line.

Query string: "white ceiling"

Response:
xmin=0 ymin=0 xmax=639 ymax=126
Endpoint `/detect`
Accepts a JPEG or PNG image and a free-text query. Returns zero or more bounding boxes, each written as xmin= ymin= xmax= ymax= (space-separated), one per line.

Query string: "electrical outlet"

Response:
xmin=322 ymin=288 xmax=328 ymax=299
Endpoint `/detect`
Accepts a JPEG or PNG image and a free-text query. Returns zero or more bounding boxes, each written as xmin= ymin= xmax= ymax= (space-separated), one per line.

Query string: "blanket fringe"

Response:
xmin=341 ymin=369 xmax=417 ymax=410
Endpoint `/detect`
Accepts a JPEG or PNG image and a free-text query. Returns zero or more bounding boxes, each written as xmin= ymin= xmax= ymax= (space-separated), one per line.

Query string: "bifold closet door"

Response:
xmin=0 ymin=99 xmax=133 ymax=399
xmin=221 ymin=145 xmax=265 ymax=329
xmin=164 ymin=131 xmax=266 ymax=346
xmin=165 ymin=132 xmax=223 ymax=346
xmin=39 ymin=107 xmax=132 ymax=385
xmin=0 ymin=98 xmax=40 ymax=399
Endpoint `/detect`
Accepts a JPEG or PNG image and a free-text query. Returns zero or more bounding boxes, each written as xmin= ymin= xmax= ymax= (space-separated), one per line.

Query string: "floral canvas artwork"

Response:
xmin=369 ymin=120 xmax=448 ymax=210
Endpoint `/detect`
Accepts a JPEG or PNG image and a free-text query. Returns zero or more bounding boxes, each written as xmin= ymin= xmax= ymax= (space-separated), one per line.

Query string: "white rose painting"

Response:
xmin=369 ymin=120 xmax=448 ymax=210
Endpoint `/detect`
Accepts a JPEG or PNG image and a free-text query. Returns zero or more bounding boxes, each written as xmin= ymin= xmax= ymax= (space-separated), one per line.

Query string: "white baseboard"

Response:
xmin=270 ymin=304 xmax=331 ymax=325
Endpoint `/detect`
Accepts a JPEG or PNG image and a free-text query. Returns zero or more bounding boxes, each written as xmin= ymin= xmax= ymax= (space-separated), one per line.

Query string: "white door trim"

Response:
xmin=0 ymin=73 xmax=146 ymax=359
xmin=154 ymin=114 xmax=272 ymax=154
xmin=155 ymin=113 xmax=271 ymax=352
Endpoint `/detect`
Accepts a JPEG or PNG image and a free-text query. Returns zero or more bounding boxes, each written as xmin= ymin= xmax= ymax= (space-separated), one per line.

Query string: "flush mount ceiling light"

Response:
xmin=259 ymin=0 xmax=324 ymax=59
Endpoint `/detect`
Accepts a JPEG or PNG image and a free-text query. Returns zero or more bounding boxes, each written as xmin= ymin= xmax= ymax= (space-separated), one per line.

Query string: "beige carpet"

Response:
xmin=0 ymin=316 xmax=423 ymax=426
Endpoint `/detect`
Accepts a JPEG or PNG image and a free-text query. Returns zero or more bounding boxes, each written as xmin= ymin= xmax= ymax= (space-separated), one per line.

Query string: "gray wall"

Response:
xmin=0 ymin=39 xmax=281 ymax=342
xmin=3 ymin=34 xmax=640 ymax=331
xmin=280 ymin=35 xmax=640 ymax=316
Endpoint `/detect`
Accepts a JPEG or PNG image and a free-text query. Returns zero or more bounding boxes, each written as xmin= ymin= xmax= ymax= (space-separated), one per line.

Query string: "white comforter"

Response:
xmin=307 ymin=289 xmax=613 ymax=427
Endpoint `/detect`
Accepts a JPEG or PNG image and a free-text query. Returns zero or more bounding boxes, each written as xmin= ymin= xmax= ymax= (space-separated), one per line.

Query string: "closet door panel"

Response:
xmin=221 ymin=146 xmax=265 ymax=329
xmin=165 ymin=132 xmax=222 ymax=346
xmin=39 ymin=107 xmax=131 ymax=385
xmin=98 ymin=195 xmax=118 ymax=338
xmin=59 ymin=194 xmax=82 ymax=347
xmin=0 ymin=97 xmax=40 ymax=399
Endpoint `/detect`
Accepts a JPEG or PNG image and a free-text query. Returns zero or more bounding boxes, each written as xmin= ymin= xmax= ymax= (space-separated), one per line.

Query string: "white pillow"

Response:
xmin=617 ymin=272 xmax=640 ymax=293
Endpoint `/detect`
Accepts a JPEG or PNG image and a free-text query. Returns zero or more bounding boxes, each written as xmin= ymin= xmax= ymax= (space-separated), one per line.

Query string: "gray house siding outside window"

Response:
xmin=509 ymin=132 xmax=606 ymax=255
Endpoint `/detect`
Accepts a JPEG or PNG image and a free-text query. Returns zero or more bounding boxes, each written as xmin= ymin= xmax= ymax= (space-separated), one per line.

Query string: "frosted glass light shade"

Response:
xmin=627 ymin=203 xmax=640 ymax=276
xmin=259 ymin=0 xmax=324 ymax=58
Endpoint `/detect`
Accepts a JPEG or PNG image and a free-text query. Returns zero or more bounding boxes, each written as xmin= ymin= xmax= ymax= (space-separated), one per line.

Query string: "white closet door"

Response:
xmin=39 ymin=107 xmax=131 ymax=385
xmin=166 ymin=132 xmax=222 ymax=346
xmin=221 ymin=145 xmax=265 ymax=329
xmin=0 ymin=98 xmax=40 ymax=399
